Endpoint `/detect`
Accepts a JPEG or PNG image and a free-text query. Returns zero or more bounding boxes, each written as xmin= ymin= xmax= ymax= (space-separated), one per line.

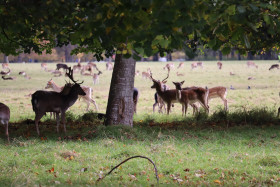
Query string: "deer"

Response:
xmin=56 ymin=63 xmax=69 ymax=71
xmin=177 ymin=62 xmax=184 ymax=69
xmin=191 ymin=62 xmax=198 ymax=69
xmin=45 ymin=79 xmax=98 ymax=111
xmin=2 ymin=63 xmax=9 ymax=69
xmin=19 ymin=71 xmax=26 ymax=76
xmin=173 ymin=81 xmax=209 ymax=116
xmin=106 ymin=62 xmax=113 ymax=70
xmin=163 ymin=63 xmax=174 ymax=70
xmin=0 ymin=68 xmax=10 ymax=76
xmin=247 ymin=61 xmax=258 ymax=68
xmin=73 ymin=62 xmax=82 ymax=72
xmin=269 ymin=64 xmax=279 ymax=70
xmin=217 ymin=62 xmax=223 ymax=69
xmin=197 ymin=62 xmax=203 ymax=68
xmin=24 ymin=74 xmax=31 ymax=80
xmin=41 ymin=63 xmax=47 ymax=70
xmin=0 ymin=102 xmax=10 ymax=143
xmin=230 ymin=72 xmax=235 ymax=76
xmin=133 ymin=87 xmax=139 ymax=114
xmin=32 ymin=67 xmax=86 ymax=135
xmin=93 ymin=70 xmax=102 ymax=85
xmin=153 ymin=84 xmax=170 ymax=113
xmin=142 ymin=71 xmax=151 ymax=80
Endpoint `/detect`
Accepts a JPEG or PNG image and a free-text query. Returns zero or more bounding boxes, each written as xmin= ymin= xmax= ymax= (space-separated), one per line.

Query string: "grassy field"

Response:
xmin=1 ymin=60 xmax=280 ymax=186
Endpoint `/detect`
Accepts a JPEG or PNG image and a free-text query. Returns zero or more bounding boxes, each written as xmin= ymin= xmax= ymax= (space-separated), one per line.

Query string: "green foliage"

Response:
xmin=1 ymin=1 xmax=279 ymax=59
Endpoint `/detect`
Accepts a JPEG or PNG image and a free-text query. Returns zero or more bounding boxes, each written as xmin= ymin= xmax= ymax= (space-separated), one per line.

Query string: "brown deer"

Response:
xmin=2 ymin=76 xmax=16 ymax=80
xmin=41 ymin=63 xmax=47 ymax=70
xmin=197 ymin=62 xmax=203 ymax=68
xmin=191 ymin=62 xmax=197 ymax=69
xmin=32 ymin=67 xmax=86 ymax=135
xmin=207 ymin=86 xmax=228 ymax=111
xmin=93 ymin=70 xmax=102 ymax=84
xmin=2 ymin=63 xmax=9 ymax=69
xmin=176 ymin=72 xmax=184 ymax=76
xmin=177 ymin=62 xmax=184 ymax=69
xmin=163 ymin=63 xmax=174 ymax=70
xmin=56 ymin=63 xmax=69 ymax=71
xmin=230 ymin=72 xmax=235 ymax=76
xmin=0 ymin=102 xmax=10 ymax=143
xmin=45 ymin=79 xmax=98 ymax=111
xmin=142 ymin=71 xmax=151 ymax=80
xmin=269 ymin=64 xmax=279 ymax=70
xmin=217 ymin=62 xmax=223 ymax=69
xmin=173 ymin=81 xmax=209 ymax=116
xmin=247 ymin=61 xmax=258 ymax=68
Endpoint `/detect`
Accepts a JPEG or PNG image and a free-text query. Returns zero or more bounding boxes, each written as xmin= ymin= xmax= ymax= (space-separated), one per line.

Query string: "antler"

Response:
xmin=162 ymin=67 xmax=170 ymax=82
xmin=66 ymin=67 xmax=84 ymax=84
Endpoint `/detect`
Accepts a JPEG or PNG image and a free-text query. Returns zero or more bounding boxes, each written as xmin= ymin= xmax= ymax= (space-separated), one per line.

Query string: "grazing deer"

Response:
xmin=52 ymin=70 xmax=63 ymax=77
xmin=207 ymin=86 xmax=228 ymax=111
xmin=45 ymin=79 xmax=98 ymax=111
xmin=269 ymin=64 xmax=279 ymax=70
xmin=153 ymin=84 xmax=170 ymax=113
xmin=133 ymin=87 xmax=139 ymax=114
xmin=2 ymin=76 xmax=16 ymax=80
xmin=191 ymin=62 xmax=197 ymax=69
xmin=41 ymin=63 xmax=47 ymax=70
xmin=19 ymin=71 xmax=26 ymax=76
xmin=32 ymin=67 xmax=86 ymax=135
xmin=163 ymin=63 xmax=174 ymax=70
xmin=217 ymin=62 xmax=223 ymax=69
xmin=197 ymin=62 xmax=203 ymax=68
xmin=176 ymin=72 xmax=184 ymax=76
xmin=0 ymin=68 xmax=10 ymax=76
xmin=56 ymin=63 xmax=69 ymax=71
xmin=93 ymin=70 xmax=102 ymax=84
xmin=173 ymin=81 xmax=209 ymax=116
xmin=106 ymin=62 xmax=113 ymax=70
xmin=73 ymin=62 xmax=82 ymax=72
xmin=24 ymin=74 xmax=31 ymax=80
xmin=0 ymin=102 xmax=10 ymax=143
xmin=230 ymin=72 xmax=235 ymax=76
xmin=2 ymin=63 xmax=9 ymax=69
xmin=177 ymin=62 xmax=184 ymax=69
xmin=135 ymin=70 xmax=140 ymax=76
xmin=142 ymin=71 xmax=151 ymax=80
xmin=247 ymin=61 xmax=258 ymax=68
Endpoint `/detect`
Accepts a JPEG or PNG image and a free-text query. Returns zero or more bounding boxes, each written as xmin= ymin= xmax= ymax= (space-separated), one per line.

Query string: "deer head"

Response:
xmin=172 ymin=81 xmax=185 ymax=91
xmin=65 ymin=67 xmax=86 ymax=96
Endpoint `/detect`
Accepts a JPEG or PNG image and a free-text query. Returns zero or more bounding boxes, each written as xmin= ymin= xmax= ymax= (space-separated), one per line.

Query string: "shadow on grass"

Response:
xmin=1 ymin=108 xmax=280 ymax=144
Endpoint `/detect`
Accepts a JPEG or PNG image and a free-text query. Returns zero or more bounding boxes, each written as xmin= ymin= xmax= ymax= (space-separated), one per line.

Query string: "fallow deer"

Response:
xmin=191 ymin=62 xmax=197 ymax=69
xmin=19 ymin=71 xmax=26 ymax=76
xmin=56 ymin=63 xmax=69 ymax=71
xmin=247 ymin=61 xmax=258 ymax=68
xmin=173 ymin=81 xmax=209 ymax=116
xmin=41 ymin=63 xmax=47 ymax=70
xmin=197 ymin=62 xmax=203 ymax=68
xmin=142 ymin=71 xmax=151 ymax=80
xmin=93 ymin=70 xmax=102 ymax=85
xmin=163 ymin=63 xmax=174 ymax=70
xmin=217 ymin=62 xmax=223 ymax=69
xmin=106 ymin=62 xmax=113 ymax=70
xmin=177 ymin=62 xmax=184 ymax=69
xmin=269 ymin=64 xmax=279 ymax=70
xmin=45 ymin=79 xmax=98 ymax=111
xmin=32 ymin=67 xmax=86 ymax=135
xmin=230 ymin=72 xmax=235 ymax=76
xmin=0 ymin=102 xmax=10 ymax=143
xmin=73 ymin=62 xmax=82 ymax=72
xmin=176 ymin=72 xmax=184 ymax=76
xmin=2 ymin=63 xmax=9 ymax=69
xmin=0 ymin=68 xmax=10 ymax=76
xmin=24 ymin=74 xmax=31 ymax=80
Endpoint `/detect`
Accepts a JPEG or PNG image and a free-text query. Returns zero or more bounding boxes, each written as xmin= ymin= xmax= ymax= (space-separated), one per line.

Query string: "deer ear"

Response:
xmin=181 ymin=81 xmax=185 ymax=84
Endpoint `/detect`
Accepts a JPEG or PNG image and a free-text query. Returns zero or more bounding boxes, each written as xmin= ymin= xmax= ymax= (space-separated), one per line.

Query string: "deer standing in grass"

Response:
xmin=2 ymin=63 xmax=9 ymax=69
xmin=269 ymin=64 xmax=279 ymax=70
xmin=247 ymin=61 xmax=258 ymax=68
xmin=0 ymin=102 xmax=10 ymax=143
xmin=217 ymin=62 xmax=223 ymax=69
xmin=32 ymin=67 xmax=86 ymax=135
xmin=45 ymin=79 xmax=98 ymax=111
xmin=173 ymin=81 xmax=209 ymax=116
xmin=177 ymin=62 xmax=184 ymax=69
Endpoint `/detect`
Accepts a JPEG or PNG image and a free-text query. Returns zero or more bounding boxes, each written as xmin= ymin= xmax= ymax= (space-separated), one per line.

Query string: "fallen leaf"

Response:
xmin=184 ymin=168 xmax=190 ymax=172
xmin=214 ymin=180 xmax=221 ymax=184
xmin=47 ymin=167 xmax=54 ymax=173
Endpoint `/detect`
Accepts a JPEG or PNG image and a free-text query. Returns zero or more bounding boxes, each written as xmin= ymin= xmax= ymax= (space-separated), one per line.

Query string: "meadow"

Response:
xmin=0 ymin=60 xmax=280 ymax=186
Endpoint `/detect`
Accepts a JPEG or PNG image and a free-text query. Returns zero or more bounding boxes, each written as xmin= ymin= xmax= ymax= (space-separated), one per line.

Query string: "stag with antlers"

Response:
xmin=32 ymin=67 xmax=86 ymax=135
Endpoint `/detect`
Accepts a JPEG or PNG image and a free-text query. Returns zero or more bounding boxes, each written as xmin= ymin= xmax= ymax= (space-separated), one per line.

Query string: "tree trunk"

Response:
xmin=237 ymin=53 xmax=241 ymax=60
xmin=4 ymin=55 xmax=9 ymax=63
xmin=153 ymin=53 xmax=158 ymax=61
xmin=218 ymin=51 xmax=223 ymax=60
xmin=167 ymin=53 xmax=172 ymax=61
xmin=105 ymin=53 xmax=136 ymax=127
xmin=247 ymin=52 xmax=254 ymax=60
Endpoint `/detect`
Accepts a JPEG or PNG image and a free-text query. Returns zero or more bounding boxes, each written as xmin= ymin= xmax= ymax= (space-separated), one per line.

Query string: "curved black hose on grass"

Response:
xmin=97 ymin=155 xmax=159 ymax=185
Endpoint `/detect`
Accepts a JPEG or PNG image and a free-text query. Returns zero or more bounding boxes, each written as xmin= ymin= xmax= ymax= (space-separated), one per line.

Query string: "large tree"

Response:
xmin=0 ymin=0 xmax=279 ymax=126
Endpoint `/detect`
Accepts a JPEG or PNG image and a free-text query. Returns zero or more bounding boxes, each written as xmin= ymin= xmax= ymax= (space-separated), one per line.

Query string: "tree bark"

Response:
xmin=167 ymin=53 xmax=172 ymax=61
xmin=218 ymin=50 xmax=223 ymax=60
xmin=153 ymin=53 xmax=159 ymax=61
xmin=105 ymin=53 xmax=136 ymax=127
xmin=4 ymin=55 xmax=9 ymax=63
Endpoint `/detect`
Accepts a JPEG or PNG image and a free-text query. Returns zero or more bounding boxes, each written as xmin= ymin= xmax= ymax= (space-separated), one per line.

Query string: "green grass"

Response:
xmin=1 ymin=61 xmax=280 ymax=186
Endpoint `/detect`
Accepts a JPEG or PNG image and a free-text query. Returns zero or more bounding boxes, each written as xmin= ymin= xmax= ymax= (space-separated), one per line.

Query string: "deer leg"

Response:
xmin=277 ymin=107 xmax=280 ymax=117
xmin=5 ymin=122 xmax=9 ymax=143
xmin=223 ymin=98 xmax=228 ymax=111
xmin=185 ymin=103 xmax=188 ymax=116
xmin=56 ymin=112 xmax=60 ymax=133
xmin=153 ymin=102 xmax=157 ymax=113
xmin=167 ymin=103 xmax=171 ymax=115
xmin=181 ymin=104 xmax=185 ymax=116
xmin=61 ymin=112 xmax=66 ymax=133
xmin=35 ymin=113 xmax=44 ymax=136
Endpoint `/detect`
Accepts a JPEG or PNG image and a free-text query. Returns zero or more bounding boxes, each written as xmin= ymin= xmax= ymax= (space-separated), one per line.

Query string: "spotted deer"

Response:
xmin=2 ymin=63 xmax=9 ymax=69
xmin=247 ymin=61 xmax=258 ymax=68
xmin=177 ymin=62 xmax=184 ymax=69
xmin=32 ymin=67 xmax=86 ymax=135
xmin=217 ymin=62 xmax=223 ymax=69
xmin=173 ymin=81 xmax=209 ymax=116
xmin=93 ymin=70 xmax=102 ymax=85
xmin=0 ymin=102 xmax=10 ymax=143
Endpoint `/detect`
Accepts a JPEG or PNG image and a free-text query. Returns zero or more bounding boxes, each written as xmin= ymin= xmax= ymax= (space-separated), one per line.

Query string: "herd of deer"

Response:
xmin=1 ymin=60 xmax=280 ymax=143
